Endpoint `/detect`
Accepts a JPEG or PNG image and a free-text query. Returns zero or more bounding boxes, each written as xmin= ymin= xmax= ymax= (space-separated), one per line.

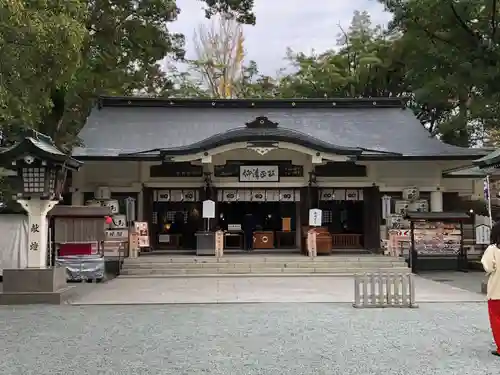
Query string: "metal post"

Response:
xmin=410 ymin=220 xmax=417 ymax=273
xmin=486 ymin=174 xmax=493 ymax=227
xmin=458 ymin=220 xmax=468 ymax=272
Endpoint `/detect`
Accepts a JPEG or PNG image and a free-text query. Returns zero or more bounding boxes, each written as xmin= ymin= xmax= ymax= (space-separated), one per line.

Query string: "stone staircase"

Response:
xmin=120 ymin=254 xmax=410 ymax=278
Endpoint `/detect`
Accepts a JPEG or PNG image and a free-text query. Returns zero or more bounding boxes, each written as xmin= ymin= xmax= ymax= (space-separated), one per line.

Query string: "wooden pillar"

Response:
xmin=299 ymin=187 xmax=309 ymax=253
xmin=143 ymin=187 xmax=155 ymax=250
xmin=309 ymin=186 xmax=319 ymax=210
xmin=363 ymin=186 xmax=381 ymax=252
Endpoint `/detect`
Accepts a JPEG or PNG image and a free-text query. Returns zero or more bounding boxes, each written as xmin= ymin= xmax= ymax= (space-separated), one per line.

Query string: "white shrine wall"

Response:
xmin=70 ymin=153 xmax=478 ymax=221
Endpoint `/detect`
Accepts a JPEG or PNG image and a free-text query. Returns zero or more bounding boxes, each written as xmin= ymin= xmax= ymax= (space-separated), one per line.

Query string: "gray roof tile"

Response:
xmin=73 ymin=102 xmax=485 ymax=158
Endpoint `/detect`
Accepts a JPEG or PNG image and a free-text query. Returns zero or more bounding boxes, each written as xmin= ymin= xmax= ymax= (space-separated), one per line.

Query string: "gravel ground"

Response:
xmin=1 ymin=303 xmax=499 ymax=375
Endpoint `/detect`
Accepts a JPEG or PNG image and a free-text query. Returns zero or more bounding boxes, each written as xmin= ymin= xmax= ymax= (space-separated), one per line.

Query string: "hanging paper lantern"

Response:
xmin=105 ymin=216 xmax=112 ymax=225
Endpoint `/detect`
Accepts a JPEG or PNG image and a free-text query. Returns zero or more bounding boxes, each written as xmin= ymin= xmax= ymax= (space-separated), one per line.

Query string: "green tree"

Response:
xmin=0 ymin=0 xmax=87 ymax=141
xmin=236 ymin=61 xmax=278 ymax=98
xmin=381 ymin=0 xmax=500 ymax=145
xmin=278 ymin=11 xmax=408 ymax=99
xmin=1 ymin=0 xmax=256 ymax=149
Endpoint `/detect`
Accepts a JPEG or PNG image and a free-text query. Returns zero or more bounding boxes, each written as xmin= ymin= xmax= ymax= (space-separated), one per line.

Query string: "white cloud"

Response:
xmin=170 ymin=0 xmax=391 ymax=75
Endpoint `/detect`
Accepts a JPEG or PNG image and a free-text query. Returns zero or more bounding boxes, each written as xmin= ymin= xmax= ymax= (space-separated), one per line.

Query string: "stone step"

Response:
xmin=124 ymin=257 xmax=405 ymax=262
xmin=119 ymin=272 xmax=410 ymax=278
xmin=122 ymin=261 xmax=407 ymax=269
xmin=120 ymin=266 xmax=411 ymax=276
xmin=125 ymin=256 xmax=402 ymax=264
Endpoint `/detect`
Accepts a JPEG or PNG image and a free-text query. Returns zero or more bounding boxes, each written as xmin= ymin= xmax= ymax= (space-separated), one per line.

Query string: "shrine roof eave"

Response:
xmin=473 ymin=148 xmax=500 ymax=168
xmin=442 ymin=165 xmax=489 ymax=178
xmin=119 ymin=128 xmax=365 ymax=158
xmin=74 ymin=151 xmax=486 ymax=162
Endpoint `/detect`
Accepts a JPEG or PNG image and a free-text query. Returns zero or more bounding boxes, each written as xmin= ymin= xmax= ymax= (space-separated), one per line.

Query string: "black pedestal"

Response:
xmin=195 ymin=231 xmax=216 ymax=255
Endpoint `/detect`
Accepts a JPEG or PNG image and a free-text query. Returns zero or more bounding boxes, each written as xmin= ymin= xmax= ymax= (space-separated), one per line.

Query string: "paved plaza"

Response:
xmin=68 ymin=274 xmax=485 ymax=305
xmin=0 ymin=272 xmax=497 ymax=374
xmin=0 ymin=302 xmax=499 ymax=375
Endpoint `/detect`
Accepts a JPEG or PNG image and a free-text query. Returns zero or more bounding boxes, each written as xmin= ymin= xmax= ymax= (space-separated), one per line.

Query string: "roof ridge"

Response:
xmin=98 ymin=96 xmax=408 ymax=110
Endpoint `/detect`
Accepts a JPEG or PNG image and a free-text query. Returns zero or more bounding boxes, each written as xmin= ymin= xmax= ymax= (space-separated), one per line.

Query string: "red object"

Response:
xmin=488 ymin=299 xmax=500 ymax=354
xmin=58 ymin=243 xmax=93 ymax=256
xmin=105 ymin=216 xmax=112 ymax=224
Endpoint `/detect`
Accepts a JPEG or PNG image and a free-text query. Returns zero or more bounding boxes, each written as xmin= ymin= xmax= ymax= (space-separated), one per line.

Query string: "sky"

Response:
xmin=170 ymin=0 xmax=392 ymax=75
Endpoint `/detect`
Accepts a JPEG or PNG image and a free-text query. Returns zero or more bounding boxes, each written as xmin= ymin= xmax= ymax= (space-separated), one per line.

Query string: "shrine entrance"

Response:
xmin=318 ymin=189 xmax=365 ymax=249
xmin=216 ymin=189 xmax=301 ymax=252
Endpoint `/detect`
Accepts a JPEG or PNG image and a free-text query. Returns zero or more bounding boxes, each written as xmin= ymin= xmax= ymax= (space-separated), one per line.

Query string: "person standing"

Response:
xmin=482 ymin=223 xmax=500 ymax=357
xmin=187 ymin=208 xmax=201 ymax=250
xmin=243 ymin=212 xmax=256 ymax=251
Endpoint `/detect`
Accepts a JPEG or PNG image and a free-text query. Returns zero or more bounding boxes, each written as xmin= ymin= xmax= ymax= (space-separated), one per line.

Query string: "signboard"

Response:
xmin=182 ymin=190 xmax=196 ymax=202
xmin=381 ymin=195 xmax=391 ymax=219
xmin=202 ymin=200 xmax=216 ymax=219
xmin=319 ymin=189 xmax=334 ymax=201
xmin=309 ymin=208 xmax=322 ymax=227
xmin=239 ymin=165 xmax=279 ymax=182
xmin=346 ymin=189 xmax=360 ymax=201
xmin=124 ymin=197 xmax=136 ymax=223
xmin=222 ymin=190 xmax=239 ymax=202
xmin=134 ymin=222 xmax=150 ymax=248
xmin=279 ymin=190 xmax=294 ymax=202
xmin=387 ymin=229 xmax=410 ymax=257
xmin=102 ymin=199 xmax=119 ymax=214
xmin=307 ymin=229 xmax=317 ymax=257
xmin=154 ymin=189 xmax=198 ymax=202
xmin=170 ymin=189 xmax=183 ymax=202
xmin=110 ymin=215 xmax=126 ymax=229
xmin=216 ymin=189 xmax=300 ymax=202
xmin=105 ymin=229 xmax=129 ymax=240
xmin=476 ymin=224 xmax=491 ymax=245
xmin=252 ymin=190 xmax=266 ymax=201
xmin=412 ymin=222 xmax=461 ymax=255
xmin=129 ymin=232 xmax=139 ymax=258
xmin=215 ymin=230 xmax=224 ymax=257
xmin=156 ymin=190 xmax=170 ymax=202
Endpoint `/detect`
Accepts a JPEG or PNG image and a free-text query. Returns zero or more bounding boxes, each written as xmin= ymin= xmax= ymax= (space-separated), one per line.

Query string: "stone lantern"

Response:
xmin=0 ymin=130 xmax=81 ymax=303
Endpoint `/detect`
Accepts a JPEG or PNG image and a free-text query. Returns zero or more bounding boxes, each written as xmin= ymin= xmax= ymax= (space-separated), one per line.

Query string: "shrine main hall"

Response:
xmin=68 ymin=96 xmax=486 ymax=253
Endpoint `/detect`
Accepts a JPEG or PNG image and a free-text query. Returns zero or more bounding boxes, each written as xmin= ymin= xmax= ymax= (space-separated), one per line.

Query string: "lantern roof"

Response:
xmin=0 ymin=130 xmax=82 ymax=171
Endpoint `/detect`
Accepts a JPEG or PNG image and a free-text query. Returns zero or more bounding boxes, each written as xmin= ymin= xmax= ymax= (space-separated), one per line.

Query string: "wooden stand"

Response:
xmin=254 ymin=231 xmax=275 ymax=249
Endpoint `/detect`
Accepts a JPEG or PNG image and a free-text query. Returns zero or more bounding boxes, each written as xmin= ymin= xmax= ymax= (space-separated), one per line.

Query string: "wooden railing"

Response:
xmin=331 ymin=234 xmax=362 ymax=249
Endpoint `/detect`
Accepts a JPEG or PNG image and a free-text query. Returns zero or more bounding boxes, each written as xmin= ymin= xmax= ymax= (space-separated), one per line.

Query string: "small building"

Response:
xmin=69 ymin=96 xmax=487 ymax=253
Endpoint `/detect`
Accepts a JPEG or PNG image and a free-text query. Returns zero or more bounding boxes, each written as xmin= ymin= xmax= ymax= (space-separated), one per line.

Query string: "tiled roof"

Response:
xmin=73 ymin=96 xmax=487 ymax=159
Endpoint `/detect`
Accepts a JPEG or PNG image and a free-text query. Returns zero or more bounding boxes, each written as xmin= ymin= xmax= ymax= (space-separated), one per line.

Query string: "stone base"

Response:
xmin=0 ymin=286 xmax=76 ymax=305
xmin=0 ymin=267 xmax=74 ymax=305
xmin=3 ymin=267 xmax=67 ymax=293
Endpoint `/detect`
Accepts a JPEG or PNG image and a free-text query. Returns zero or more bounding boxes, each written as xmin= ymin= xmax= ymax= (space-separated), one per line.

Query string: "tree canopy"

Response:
xmin=3 ymin=0 xmax=500 ymax=149
xmin=0 ymin=0 xmax=255 ymax=149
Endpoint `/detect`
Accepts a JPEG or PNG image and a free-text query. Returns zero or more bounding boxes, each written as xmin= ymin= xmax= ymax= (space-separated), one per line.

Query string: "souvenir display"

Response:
xmin=412 ymin=221 xmax=461 ymax=255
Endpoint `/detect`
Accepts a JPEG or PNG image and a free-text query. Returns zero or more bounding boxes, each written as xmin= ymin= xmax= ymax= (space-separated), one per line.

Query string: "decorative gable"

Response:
xmin=245 ymin=116 xmax=278 ymax=129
